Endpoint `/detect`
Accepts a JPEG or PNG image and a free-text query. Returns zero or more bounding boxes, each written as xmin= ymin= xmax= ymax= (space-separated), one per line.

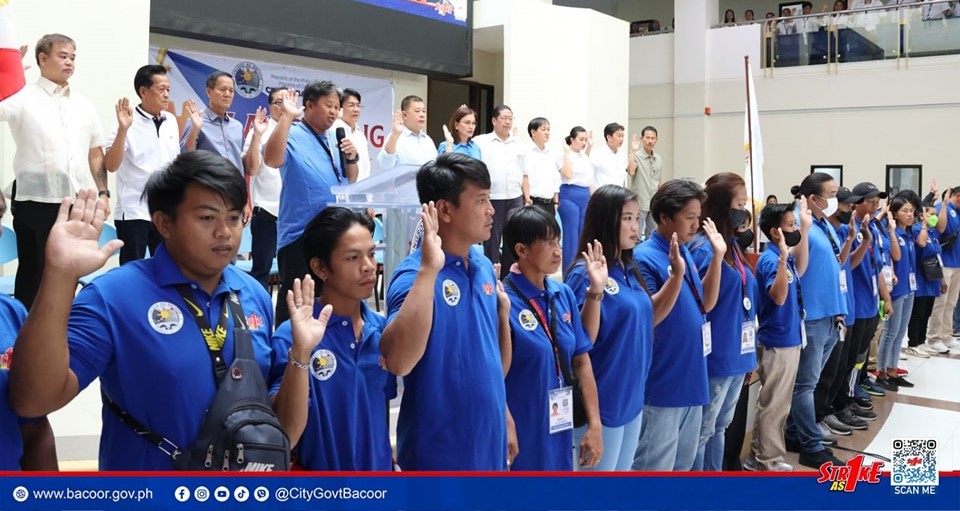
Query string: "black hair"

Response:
xmin=301 ymin=207 xmax=375 ymax=292
xmin=951 ymin=186 xmax=960 ymax=196
xmin=700 ymin=172 xmax=746 ymax=262
xmin=145 ymin=151 xmax=247 ymax=219
xmin=401 ymin=95 xmax=424 ymax=111
xmin=565 ymin=126 xmax=586 ymax=146
xmin=765 ymin=194 xmax=778 ymax=203
xmin=340 ymin=88 xmax=362 ymax=105
xmin=889 ymin=196 xmax=911 ymax=215
xmin=603 ymin=122 xmax=624 ymax=140
xmin=574 ymin=185 xmax=649 ymax=290
xmin=790 ymin=172 xmax=835 ymax=199
xmin=503 ymin=206 xmax=560 ymax=260
xmin=641 ymin=125 xmax=658 ymax=138
xmin=267 ymin=87 xmax=283 ymax=104
xmin=894 ymin=189 xmax=921 ymax=213
xmin=651 ymin=179 xmax=707 ymax=225
xmin=133 ymin=65 xmax=167 ymax=98
xmin=759 ymin=202 xmax=796 ymax=239
xmin=205 ymin=71 xmax=232 ymax=90
xmin=416 ymin=152 xmax=491 ymax=206
xmin=302 ymin=80 xmax=339 ymax=107
xmin=492 ymin=105 xmax=513 ymax=119
xmin=527 ymin=117 xmax=549 ymax=137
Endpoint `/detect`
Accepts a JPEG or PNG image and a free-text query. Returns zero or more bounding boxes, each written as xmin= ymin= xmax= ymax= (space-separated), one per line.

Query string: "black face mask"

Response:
xmin=730 ymin=209 xmax=750 ymax=229
xmin=783 ymin=229 xmax=802 ymax=247
xmin=836 ymin=210 xmax=852 ymax=225
xmin=735 ymin=230 xmax=755 ymax=251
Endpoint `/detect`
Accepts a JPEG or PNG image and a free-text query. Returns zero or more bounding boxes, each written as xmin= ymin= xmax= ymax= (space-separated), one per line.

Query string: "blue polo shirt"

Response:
xmin=0 ymin=295 xmax=28 ymax=470
xmin=850 ymin=220 xmax=881 ymax=320
xmin=180 ymin=111 xmax=244 ymax=173
xmin=834 ymin=223 xmax=857 ymax=327
xmin=386 ymin=246 xmax=506 ymax=471
xmin=503 ymin=272 xmax=591 ymax=470
xmin=802 ymin=217 xmax=847 ymax=321
xmin=891 ymin=226 xmax=917 ymax=300
xmin=755 ymin=246 xmax=803 ymax=349
xmin=437 ymin=140 xmax=482 ymax=160
xmin=634 ymin=232 xmax=709 ymax=408
xmin=914 ymin=224 xmax=942 ymax=298
xmin=277 ymin=122 xmax=342 ymax=250
xmin=269 ymin=301 xmax=396 ymax=471
xmin=566 ymin=259 xmax=653 ymax=427
xmin=67 ymin=243 xmax=274 ymax=471
xmin=939 ymin=202 xmax=960 ymax=268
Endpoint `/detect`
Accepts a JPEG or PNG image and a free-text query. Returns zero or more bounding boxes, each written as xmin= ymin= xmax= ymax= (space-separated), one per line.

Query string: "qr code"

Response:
xmin=891 ymin=438 xmax=938 ymax=486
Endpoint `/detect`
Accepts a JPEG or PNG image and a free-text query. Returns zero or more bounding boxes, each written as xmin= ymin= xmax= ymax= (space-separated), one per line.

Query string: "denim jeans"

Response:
xmin=786 ymin=316 xmax=840 ymax=454
xmin=693 ymin=374 xmax=743 ymax=471
xmin=574 ymin=410 xmax=642 ymax=471
xmin=632 ymin=405 xmax=703 ymax=471
xmin=879 ymin=293 xmax=914 ymax=372
xmin=558 ymin=185 xmax=589 ymax=274
xmin=249 ymin=207 xmax=278 ymax=290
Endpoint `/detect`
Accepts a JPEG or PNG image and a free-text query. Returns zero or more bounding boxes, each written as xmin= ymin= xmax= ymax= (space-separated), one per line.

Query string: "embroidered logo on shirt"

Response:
xmin=232 ymin=61 xmax=264 ymax=99
xmin=442 ymin=279 xmax=461 ymax=306
xmin=787 ymin=271 xmax=795 ymax=284
xmin=148 ymin=302 xmax=184 ymax=334
xmin=0 ymin=347 xmax=12 ymax=371
xmin=246 ymin=313 xmax=264 ymax=330
xmin=563 ymin=312 xmax=572 ymax=323
xmin=310 ymin=349 xmax=338 ymax=381
xmin=604 ymin=278 xmax=620 ymax=295
xmin=482 ymin=283 xmax=495 ymax=296
xmin=856 ymin=232 xmax=864 ymax=243
xmin=518 ymin=309 xmax=538 ymax=331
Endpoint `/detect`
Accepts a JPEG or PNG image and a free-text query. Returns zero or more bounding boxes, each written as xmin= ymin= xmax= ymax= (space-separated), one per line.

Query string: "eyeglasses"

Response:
xmin=344 ymin=103 xmax=363 ymax=110
xmin=271 ymin=100 xmax=283 ymax=106
xmin=498 ymin=116 xmax=514 ymax=122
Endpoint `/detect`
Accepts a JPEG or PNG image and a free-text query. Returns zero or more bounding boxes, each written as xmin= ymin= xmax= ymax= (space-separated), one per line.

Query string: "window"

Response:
xmin=811 ymin=165 xmax=843 ymax=186
xmin=886 ymin=165 xmax=922 ymax=197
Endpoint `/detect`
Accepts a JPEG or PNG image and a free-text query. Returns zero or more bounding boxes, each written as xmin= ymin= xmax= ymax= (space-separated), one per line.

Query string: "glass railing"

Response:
xmin=760 ymin=0 xmax=960 ymax=70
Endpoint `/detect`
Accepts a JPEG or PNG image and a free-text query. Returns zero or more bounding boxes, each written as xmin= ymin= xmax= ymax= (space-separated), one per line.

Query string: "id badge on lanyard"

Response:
xmin=548 ymin=387 xmax=574 ymax=434
xmin=909 ymin=272 xmax=918 ymax=291
xmin=741 ymin=320 xmax=756 ymax=355
xmin=839 ymin=271 xmax=848 ymax=294
xmin=702 ymin=321 xmax=712 ymax=356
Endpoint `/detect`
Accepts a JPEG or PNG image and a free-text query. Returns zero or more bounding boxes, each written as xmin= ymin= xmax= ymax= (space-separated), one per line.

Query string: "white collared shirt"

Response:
xmin=106 ymin=106 xmax=179 ymax=221
xmin=332 ymin=118 xmax=371 ymax=182
xmin=242 ymin=117 xmax=281 ymax=217
xmin=0 ymin=77 xmax=104 ymax=202
xmin=376 ymin=126 xmax=435 ymax=170
xmin=562 ymin=149 xmax=595 ymax=187
xmin=590 ymin=143 xmax=628 ymax=188
xmin=474 ymin=132 xmax=523 ymax=199
xmin=522 ymin=144 xmax=561 ymax=199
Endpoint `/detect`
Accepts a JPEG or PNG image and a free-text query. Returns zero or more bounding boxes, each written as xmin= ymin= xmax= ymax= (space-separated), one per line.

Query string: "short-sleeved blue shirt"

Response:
xmin=437 ymin=140 xmax=481 ymax=160
xmin=914 ymin=224 xmax=942 ymax=298
xmin=850 ymin=220 xmax=881 ymax=319
xmin=67 ymin=243 xmax=274 ymax=470
xmin=386 ymin=246 xmax=506 ymax=471
xmin=938 ymin=202 xmax=960 ymax=267
xmin=504 ymin=272 xmax=591 ymax=470
xmin=180 ymin=111 xmax=244 ymax=173
xmin=566 ymin=259 xmax=654 ymax=426
xmin=633 ymin=232 xmax=709 ymax=408
xmin=755 ymin=246 xmax=803 ymax=349
xmin=0 ymin=295 xmax=29 ymax=470
xmin=834 ymin=223 xmax=857 ymax=327
xmin=277 ymin=122 xmax=342 ymax=250
xmin=269 ymin=301 xmax=396 ymax=471
xmin=891 ymin=226 xmax=917 ymax=300
xmin=802 ymin=216 xmax=847 ymax=321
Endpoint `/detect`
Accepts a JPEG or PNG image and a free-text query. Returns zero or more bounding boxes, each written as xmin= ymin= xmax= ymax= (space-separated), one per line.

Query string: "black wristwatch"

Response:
xmin=98 ymin=190 xmax=111 ymax=198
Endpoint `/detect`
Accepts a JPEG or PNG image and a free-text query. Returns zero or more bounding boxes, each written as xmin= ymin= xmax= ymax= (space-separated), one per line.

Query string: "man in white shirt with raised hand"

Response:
xmin=0 ymin=34 xmax=108 ymax=309
xmin=331 ymin=88 xmax=371 ymax=182
xmin=591 ymin=122 xmax=638 ymax=188
xmin=242 ymin=88 xmax=283 ymax=290
xmin=377 ymin=95 xmax=435 ymax=171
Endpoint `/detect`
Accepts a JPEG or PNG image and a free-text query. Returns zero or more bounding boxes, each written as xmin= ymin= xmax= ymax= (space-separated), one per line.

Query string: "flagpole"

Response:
xmin=744 ymin=55 xmax=759 ymax=254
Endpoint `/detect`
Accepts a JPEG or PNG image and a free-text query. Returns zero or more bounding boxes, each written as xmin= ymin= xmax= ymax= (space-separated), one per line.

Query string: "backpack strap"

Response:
xmin=102 ymin=392 xmax=182 ymax=459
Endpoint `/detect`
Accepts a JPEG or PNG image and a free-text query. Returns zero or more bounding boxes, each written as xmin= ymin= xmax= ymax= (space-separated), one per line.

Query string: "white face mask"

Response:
xmin=821 ymin=196 xmax=839 ymax=217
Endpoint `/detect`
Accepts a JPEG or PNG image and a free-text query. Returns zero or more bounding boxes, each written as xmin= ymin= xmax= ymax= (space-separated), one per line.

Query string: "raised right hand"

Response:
xmin=115 ymin=98 xmax=133 ymax=131
xmin=46 ymin=189 xmax=124 ymax=278
xmin=251 ymin=106 xmax=268 ymax=135
xmin=184 ymin=99 xmax=204 ymax=128
xmin=442 ymin=124 xmax=454 ymax=146
xmin=392 ymin=110 xmax=405 ymax=134
xmin=287 ymin=275 xmax=332 ymax=353
xmin=278 ymin=89 xmax=303 ymax=119
xmin=419 ymin=202 xmax=444 ymax=272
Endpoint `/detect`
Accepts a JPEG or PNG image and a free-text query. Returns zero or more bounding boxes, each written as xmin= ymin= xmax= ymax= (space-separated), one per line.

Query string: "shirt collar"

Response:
xmin=135 ymin=105 xmax=165 ymax=123
xmin=37 ymin=76 xmax=69 ymax=97
xmin=152 ymin=243 xmax=243 ymax=295
xmin=506 ymin=271 xmax=555 ymax=301
xmin=315 ymin=300 xmax=379 ymax=343
xmin=204 ymin=109 xmax=231 ymax=123
xmin=402 ymin=126 xmax=427 ymax=139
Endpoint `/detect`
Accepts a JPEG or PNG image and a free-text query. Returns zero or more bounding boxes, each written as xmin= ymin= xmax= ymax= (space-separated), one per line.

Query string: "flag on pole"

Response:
xmin=743 ymin=65 xmax=764 ymax=209
xmin=0 ymin=0 xmax=25 ymax=101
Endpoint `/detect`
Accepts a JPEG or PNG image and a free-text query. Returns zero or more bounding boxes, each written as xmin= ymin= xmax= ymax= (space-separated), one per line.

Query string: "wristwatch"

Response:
xmin=585 ymin=288 xmax=604 ymax=302
xmin=98 ymin=190 xmax=111 ymax=198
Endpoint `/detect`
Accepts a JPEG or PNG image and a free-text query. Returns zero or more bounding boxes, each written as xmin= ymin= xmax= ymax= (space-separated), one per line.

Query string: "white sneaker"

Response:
xmin=927 ymin=341 xmax=950 ymax=354
xmin=904 ymin=346 xmax=931 ymax=359
xmin=771 ymin=461 xmax=794 ymax=472
xmin=947 ymin=339 xmax=960 ymax=350
xmin=920 ymin=343 xmax=942 ymax=354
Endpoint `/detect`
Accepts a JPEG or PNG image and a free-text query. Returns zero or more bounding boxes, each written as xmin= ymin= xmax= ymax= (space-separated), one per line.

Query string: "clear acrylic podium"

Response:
xmin=329 ymin=164 xmax=423 ymax=293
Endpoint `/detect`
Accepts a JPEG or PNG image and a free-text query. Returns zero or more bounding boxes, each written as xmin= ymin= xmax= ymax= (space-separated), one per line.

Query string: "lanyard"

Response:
xmin=731 ymin=247 xmax=750 ymax=320
xmin=815 ymin=218 xmax=842 ymax=264
xmin=305 ymin=122 xmax=343 ymax=184
xmin=680 ymin=248 xmax=707 ymax=318
xmin=504 ymin=276 xmax=569 ymax=388
xmin=175 ymin=285 xmax=248 ymax=385
xmin=787 ymin=255 xmax=806 ymax=319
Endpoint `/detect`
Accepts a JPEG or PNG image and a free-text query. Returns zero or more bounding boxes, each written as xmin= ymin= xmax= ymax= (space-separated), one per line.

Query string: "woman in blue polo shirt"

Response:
xmin=689 ymin=172 xmax=758 ymax=471
xmin=876 ymin=197 xmax=917 ymax=390
xmin=501 ymin=207 xmax=603 ymax=470
xmin=437 ymin=105 xmax=481 ymax=159
xmin=270 ymin=206 xmax=409 ymax=471
xmin=566 ymin=185 xmax=686 ymax=471
xmin=906 ymin=202 xmax=943 ymax=356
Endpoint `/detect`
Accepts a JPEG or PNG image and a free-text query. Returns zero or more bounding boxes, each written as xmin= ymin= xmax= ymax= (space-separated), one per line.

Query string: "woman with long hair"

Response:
xmin=875 ymin=197 xmax=917 ymax=390
xmin=438 ymin=104 xmax=480 ymax=159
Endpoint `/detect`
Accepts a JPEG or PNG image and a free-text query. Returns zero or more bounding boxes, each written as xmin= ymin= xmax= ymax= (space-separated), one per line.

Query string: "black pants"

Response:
xmin=483 ymin=197 xmax=522 ymax=278
xmin=116 ymin=219 xmax=161 ymax=265
xmin=907 ymin=296 xmax=935 ymax=347
xmin=249 ymin=207 xmax=277 ymax=290
xmin=815 ymin=320 xmax=855 ymax=421
xmin=853 ymin=315 xmax=881 ymax=387
xmin=275 ymin=237 xmax=307 ymax=327
xmin=529 ymin=197 xmax=555 ymax=220
xmin=722 ymin=379 xmax=751 ymax=471
xmin=11 ymin=200 xmax=60 ymax=310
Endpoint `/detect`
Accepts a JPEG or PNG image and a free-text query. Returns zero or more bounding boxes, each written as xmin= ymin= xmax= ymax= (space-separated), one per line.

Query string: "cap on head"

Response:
xmin=836 ymin=186 xmax=864 ymax=204
xmin=851 ymin=182 xmax=887 ymax=200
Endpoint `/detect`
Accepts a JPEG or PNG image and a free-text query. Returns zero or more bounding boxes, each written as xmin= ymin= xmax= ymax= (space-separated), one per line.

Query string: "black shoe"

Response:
xmin=847 ymin=403 xmax=878 ymax=421
xmin=786 ymin=437 xmax=801 ymax=453
xmin=875 ymin=377 xmax=899 ymax=392
xmin=893 ymin=376 xmax=915 ymax=388
xmin=835 ymin=408 xmax=868 ymax=430
xmin=799 ymin=449 xmax=844 ymax=469
xmin=854 ymin=397 xmax=873 ymax=410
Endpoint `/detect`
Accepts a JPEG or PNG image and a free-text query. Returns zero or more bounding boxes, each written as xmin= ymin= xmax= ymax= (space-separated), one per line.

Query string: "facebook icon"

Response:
xmin=174 ymin=486 xmax=191 ymax=502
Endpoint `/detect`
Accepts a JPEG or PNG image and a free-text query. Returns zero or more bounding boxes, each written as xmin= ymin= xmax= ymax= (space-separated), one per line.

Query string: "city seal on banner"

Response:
xmin=233 ymin=61 xmax=264 ymax=99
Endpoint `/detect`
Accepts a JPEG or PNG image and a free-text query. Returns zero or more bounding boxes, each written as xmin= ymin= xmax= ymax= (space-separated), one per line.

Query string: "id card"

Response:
xmin=800 ymin=321 xmax=808 ymax=349
xmin=882 ymin=265 xmax=894 ymax=290
xmin=872 ymin=276 xmax=878 ymax=297
xmin=909 ymin=272 xmax=918 ymax=291
xmin=839 ymin=271 xmax=848 ymax=293
xmin=702 ymin=321 xmax=712 ymax=357
xmin=548 ymin=387 xmax=574 ymax=434
xmin=740 ymin=321 xmax=756 ymax=355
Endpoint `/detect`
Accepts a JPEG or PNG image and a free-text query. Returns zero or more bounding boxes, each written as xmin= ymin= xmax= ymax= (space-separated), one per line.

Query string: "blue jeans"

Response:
xmin=693 ymin=374 xmax=743 ymax=471
xmin=879 ymin=293 xmax=914 ymax=372
xmin=558 ymin=185 xmax=589 ymax=274
xmin=573 ymin=410 xmax=642 ymax=471
xmin=632 ymin=405 xmax=702 ymax=471
xmin=250 ymin=207 xmax=277 ymax=290
xmin=786 ymin=316 xmax=840 ymax=454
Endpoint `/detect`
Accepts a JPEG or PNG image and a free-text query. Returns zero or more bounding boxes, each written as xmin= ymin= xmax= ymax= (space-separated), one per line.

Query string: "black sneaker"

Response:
xmin=875 ymin=377 xmax=899 ymax=392
xmin=847 ymin=403 xmax=878 ymax=421
xmin=854 ymin=397 xmax=873 ymax=410
xmin=786 ymin=437 xmax=801 ymax=453
xmin=893 ymin=376 xmax=915 ymax=388
xmin=835 ymin=408 xmax=868 ymax=430
xmin=799 ymin=449 xmax=844 ymax=469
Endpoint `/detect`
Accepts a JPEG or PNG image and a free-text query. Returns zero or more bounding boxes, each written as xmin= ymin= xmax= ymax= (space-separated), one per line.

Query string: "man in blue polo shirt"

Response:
xmin=381 ymin=152 xmax=511 ymax=470
xmin=927 ymin=186 xmax=960 ymax=352
xmin=264 ymin=83 xmax=359 ymax=326
xmin=9 ymin=151 xmax=275 ymax=470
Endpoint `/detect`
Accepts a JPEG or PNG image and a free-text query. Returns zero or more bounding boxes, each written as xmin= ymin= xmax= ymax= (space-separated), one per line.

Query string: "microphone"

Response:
xmin=335 ymin=127 xmax=347 ymax=178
